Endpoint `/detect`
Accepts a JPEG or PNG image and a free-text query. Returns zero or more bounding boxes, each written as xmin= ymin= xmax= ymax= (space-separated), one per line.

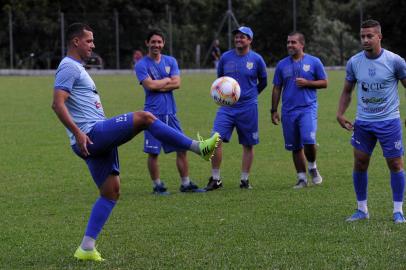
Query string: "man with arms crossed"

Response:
xmin=271 ymin=31 xmax=327 ymax=189
xmin=52 ymin=23 xmax=219 ymax=261
xmin=337 ymin=19 xmax=406 ymax=223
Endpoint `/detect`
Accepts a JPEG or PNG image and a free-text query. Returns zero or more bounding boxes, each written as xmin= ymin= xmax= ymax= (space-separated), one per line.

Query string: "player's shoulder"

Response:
xmin=221 ymin=50 xmax=235 ymax=58
xmin=56 ymin=57 xmax=82 ymax=75
xmin=304 ymin=54 xmax=322 ymax=63
xmin=162 ymin=54 xmax=178 ymax=64
xmin=382 ymin=49 xmax=403 ymax=61
xmin=348 ymin=51 xmax=365 ymax=64
xmin=276 ymin=56 xmax=291 ymax=67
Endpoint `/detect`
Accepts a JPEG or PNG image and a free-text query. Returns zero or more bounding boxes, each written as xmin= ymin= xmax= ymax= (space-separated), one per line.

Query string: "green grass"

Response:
xmin=1 ymin=71 xmax=406 ymax=269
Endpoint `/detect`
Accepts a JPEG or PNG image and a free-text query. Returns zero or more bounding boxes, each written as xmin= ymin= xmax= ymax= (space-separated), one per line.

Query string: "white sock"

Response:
xmin=297 ymin=172 xmax=307 ymax=181
xmin=181 ymin=176 xmax=190 ymax=186
xmin=189 ymin=140 xmax=200 ymax=154
xmin=212 ymin=169 xmax=220 ymax=180
xmin=308 ymin=161 xmax=317 ymax=170
xmin=241 ymin=172 xmax=249 ymax=181
xmin=80 ymin=236 xmax=95 ymax=251
xmin=357 ymin=200 xmax=368 ymax=214
xmin=394 ymin=201 xmax=403 ymax=214
xmin=153 ymin=179 xmax=162 ymax=186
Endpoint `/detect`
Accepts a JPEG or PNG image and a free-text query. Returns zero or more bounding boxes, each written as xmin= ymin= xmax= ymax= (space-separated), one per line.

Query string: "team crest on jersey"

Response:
xmin=303 ymin=64 xmax=310 ymax=72
xmin=368 ymin=68 xmax=376 ymax=77
xmin=246 ymin=62 xmax=254 ymax=70
xmin=394 ymin=140 xmax=402 ymax=150
xmin=165 ymin=66 xmax=171 ymax=74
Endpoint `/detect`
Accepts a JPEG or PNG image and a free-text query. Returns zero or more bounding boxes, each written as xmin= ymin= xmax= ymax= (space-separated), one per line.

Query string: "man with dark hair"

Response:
xmin=135 ymin=29 xmax=205 ymax=194
xmin=52 ymin=23 xmax=219 ymax=261
xmin=271 ymin=31 xmax=328 ymax=189
xmin=337 ymin=19 xmax=406 ymax=223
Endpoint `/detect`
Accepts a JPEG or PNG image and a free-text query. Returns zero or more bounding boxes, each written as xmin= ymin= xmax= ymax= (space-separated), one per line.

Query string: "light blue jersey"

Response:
xmin=135 ymin=55 xmax=180 ymax=115
xmin=54 ymin=56 xmax=106 ymax=145
xmin=346 ymin=49 xmax=406 ymax=121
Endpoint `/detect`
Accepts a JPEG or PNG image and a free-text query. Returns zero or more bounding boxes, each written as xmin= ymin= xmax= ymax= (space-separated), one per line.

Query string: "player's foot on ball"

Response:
xmin=240 ymin=179 xmax=253 ymax=189
xmin=198 ymin=132 xmax=221 ymax=161
xmin=393 ymin=212 xmax=406 ymax=224
xmin=309 ymin=168 xmax=323 ymax=185
xmin=152 ymin=182 xmax=170 ymax=195
xmin=180 ymin=181 xmax=206 ymax=193
xmin=293 ymin=179 xmax=308 ymax=189
xmin=205 ymin=177 xmax=223 ymax=191
xmin=346 ymin=209 xmax=369 ymax=222
xmin=74 ymin=246 xmax=105 ymax=262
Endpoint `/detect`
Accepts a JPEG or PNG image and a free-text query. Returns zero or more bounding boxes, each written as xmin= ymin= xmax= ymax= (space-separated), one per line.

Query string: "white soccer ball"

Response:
xmin=210 ymin=76 xmax=241 ymax=106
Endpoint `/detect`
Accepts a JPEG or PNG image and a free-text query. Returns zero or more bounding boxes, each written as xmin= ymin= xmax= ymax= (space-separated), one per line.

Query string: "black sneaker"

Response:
xmin=152 ymin=182 xmax=170 ymax=195
xmin=205 ymin=177 xmax=223 ymax=191
xmin=179 ymin=181 xmax=206 ymax=193
xmin=240 ymin=179 xmax=253 ymax=189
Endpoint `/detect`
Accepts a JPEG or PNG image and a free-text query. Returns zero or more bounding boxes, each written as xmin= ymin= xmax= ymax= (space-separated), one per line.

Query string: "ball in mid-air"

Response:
xmin=210 ymin=76 xmax=241 ymax=106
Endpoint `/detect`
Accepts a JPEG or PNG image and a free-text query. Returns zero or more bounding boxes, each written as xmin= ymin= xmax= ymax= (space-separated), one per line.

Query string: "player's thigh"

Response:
xmin=235 ymin=105 xmax=259 ymax=145
xmin=282 ymin=113 xmax=301 ymax=151
xmin=212 ymin=109 xmax=235 ymax=142
xmin=351 ymin=120 xmax=377 ymax=156
xmin=161 ymin=114 xmax=185 ymax=154
xmin=85 ymin=147 xmax=120 ymax=188
xmin=375 ymin=118 xmax=404 ymax=158
xmin=299 ymin=111 xmax=317 ymax=145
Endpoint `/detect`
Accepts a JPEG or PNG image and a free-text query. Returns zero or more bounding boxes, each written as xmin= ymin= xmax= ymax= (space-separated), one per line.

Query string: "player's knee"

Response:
xmin=388 ymin=158 xmax=404 ymax=172
xmin=133 ymin=111 xmax=156 ymax=128
xmin=354 ymin=159 xmax=369 ymax=171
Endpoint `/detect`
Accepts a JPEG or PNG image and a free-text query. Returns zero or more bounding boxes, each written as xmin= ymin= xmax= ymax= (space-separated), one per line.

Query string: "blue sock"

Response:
xmin=391 ymin=171 xmax=405 ymax=202
xmin=353 ymin=171 xmax=368 ymax=201
xmin=147 ymin=119 xmax=192 ymax=150
xmin=85 ymin=196 xmax=116 ymax=240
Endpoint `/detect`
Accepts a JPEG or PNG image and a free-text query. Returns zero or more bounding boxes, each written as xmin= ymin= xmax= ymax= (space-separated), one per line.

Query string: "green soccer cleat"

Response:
xmin=198 ymin=132 xmax=221 ymax=161
xmin=74 ymin=246 xmax=105 ymax=262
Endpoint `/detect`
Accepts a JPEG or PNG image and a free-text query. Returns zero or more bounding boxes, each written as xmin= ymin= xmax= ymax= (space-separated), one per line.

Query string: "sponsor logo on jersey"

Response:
xmin=361 ymin=96 xmax=387 ymax=104
xmin=360 ymin=81 xmax=385 ymax=92
xmin=246 ymin=62 xmax=253 ymax=70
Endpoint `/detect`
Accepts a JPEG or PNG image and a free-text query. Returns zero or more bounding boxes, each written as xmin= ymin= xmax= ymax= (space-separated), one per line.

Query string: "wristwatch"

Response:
xmin=270 ymin=108 xmax=277 ymax=113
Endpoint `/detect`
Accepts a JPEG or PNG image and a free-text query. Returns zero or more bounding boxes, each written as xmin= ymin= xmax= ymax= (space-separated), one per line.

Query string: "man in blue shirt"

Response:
xmin=271 ymin=32 xmax=328 ymax=189
xmin=52 ymin=23 xmax=219 ymax=261
xmin=205 ymin=26 xmax=268 ymax=191
xmin=135 ymin=29 xmax=204 ymax=194
xmin=337 ymin=19 xmax=406 ymax=223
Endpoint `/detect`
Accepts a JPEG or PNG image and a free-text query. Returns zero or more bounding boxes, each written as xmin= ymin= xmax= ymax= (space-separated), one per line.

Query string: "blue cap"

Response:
xmin=232 ymin=26 xmax=254 ymax=39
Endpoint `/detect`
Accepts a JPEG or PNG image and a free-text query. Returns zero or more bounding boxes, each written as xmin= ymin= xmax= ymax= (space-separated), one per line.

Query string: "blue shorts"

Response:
xmin=282 ymin=109 xmax=317 ymax=151
xmin=72 ymin=112 xmax=135 ymax=187
xmin=144 ymin=114 xmax=184 ymax=154
xmin=212 ymin=104 xmax=259 ymax=145
xmin=351 ymin=118 xmax=404 ymax=158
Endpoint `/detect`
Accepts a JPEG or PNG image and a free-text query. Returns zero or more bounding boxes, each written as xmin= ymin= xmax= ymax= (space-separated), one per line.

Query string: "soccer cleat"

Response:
xmin=309 ymin=168 xmax=323 ymax=185
xmin=74 ymin=246 xmax=105 ymax=262
xmin=240 ymin=179 xmax=253 ymax=189
xmin=205 ymin=177 xmax=223 ymax=191
xmin=180 ymin=181 xmax=206 ymax=193
xmin=346 ymin=209 xmax=369 ymax=222
xmin=152 ymin=182 xmax=170 ymax=195
xmin=293 ymin=179 xmax=308 ymax=189
xmin=197 ymin=132 xmax=221 ymax=161
xmin=393 ymin=212 xmax=406 ymax=224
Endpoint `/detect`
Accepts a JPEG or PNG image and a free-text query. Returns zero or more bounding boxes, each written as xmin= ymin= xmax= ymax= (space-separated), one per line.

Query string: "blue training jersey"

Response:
xmin=135 ymin=55 xmax=180 ymax=115
xmin=54 ymin=56 xmax=106 ymax=145
xmin=346 ymin=49 xmax=406 ymax=121
xmin=273 ymin=54 xmax=327 ymax=114
xmin=218 ymin=49 xmax=267 ymax=109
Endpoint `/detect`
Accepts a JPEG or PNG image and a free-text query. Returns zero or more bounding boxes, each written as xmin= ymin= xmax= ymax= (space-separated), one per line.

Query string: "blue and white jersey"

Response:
xmin=273 ymin=54 xmax=327 ymax=114
xmin=218 ymin=49 xmax=267 ymax=109
xmin=54 ymin=56 xmax=106 ymax=145
xmin=135 ymin=55 xmax=180 ymax=115
xmin=346 ymin=49 xmax=406 ymax=121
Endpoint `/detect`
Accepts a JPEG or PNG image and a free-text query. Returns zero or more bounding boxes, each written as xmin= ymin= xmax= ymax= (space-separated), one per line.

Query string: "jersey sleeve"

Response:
xmin=314 ymin=58 xmax=327 ymax=80
xmin=135 ymin=60 xmax=149 ymax=84
xmin=394 ymin=55 xmax=406 ymax=80
xmin=272 ymin=63 xmax=283 ymax=87
xmin=170 ymin=57 xmax=180 ymax=77
xmin=257 ymin=55 xmax=268 ymax=79
xmin=54 ymin=63 xmax=80 ymax=92
xmin=217 ymin=56 xmax=224 ymax=77
xmin=345 ymin=58 xmax=356 ymax=83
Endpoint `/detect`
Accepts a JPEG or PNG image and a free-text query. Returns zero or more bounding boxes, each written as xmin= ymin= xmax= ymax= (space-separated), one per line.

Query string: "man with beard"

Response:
xmin=271 ymin=32 xmax=328 ymax=189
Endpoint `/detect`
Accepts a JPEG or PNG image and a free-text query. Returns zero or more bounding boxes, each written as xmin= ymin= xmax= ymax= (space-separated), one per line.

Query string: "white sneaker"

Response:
xmin=309 ymin=168 xmax=322 ymax=185
xmin=293 ymin=179 xmax=308 ymax=189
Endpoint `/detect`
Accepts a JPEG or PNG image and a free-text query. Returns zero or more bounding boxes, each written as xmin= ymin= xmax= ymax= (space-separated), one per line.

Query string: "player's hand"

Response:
xmin=336 ymin=114 xmax=353 ymax=131
xmin=75 ymin=131 xmax=93 ymax=157
xmin=271 ymin=111 xmax=280 ymax=125
xmin=295 ymin=78 xmax=308 ymax=87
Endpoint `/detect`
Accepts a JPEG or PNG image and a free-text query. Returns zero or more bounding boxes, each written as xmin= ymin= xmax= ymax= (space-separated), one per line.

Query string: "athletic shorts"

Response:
xmin=212 ymin=103 xmax=259 ymax=145
xmin=72 ymin=112 xmax=135 ymax=187
xmin=351 ymin=118 xmax=404 ymax=158
xmin=282 ymin=109 xmax=317 ymax=151
xmin=144 ymin=114 xmax=184 ymax=154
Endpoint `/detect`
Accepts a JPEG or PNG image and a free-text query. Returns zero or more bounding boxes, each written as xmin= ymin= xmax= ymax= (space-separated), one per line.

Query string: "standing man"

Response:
xmin=135 ymin=29 xmax=204 ymax=194
xmin=337 ymin=19 xmax=406 ymax=223
xmin=52 ymin=23 xmax=219 ymax=261
xmin=271 ymin=32 xmax=327 ymax=189
xmin=205 ymin=26 xmax=268 ymax=191
xmin=211 ymin=39 xmax=221 ymax=69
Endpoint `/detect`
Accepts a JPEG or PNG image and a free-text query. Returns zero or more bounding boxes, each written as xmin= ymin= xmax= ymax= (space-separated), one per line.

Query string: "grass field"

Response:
xmin=1 ymin=71 xmax=406 ymax=269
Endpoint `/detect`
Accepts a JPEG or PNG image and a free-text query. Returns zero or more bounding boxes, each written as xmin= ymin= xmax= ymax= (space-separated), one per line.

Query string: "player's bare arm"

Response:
xmin=141 ymin=76 xmax=171 ymax=91
xmin=336 ymin=80 xmax=355 ymax=131
xmin=295 ymin=78 xmax=327 ymax=89
xmin=161 ymin=75 xmax=181 ymax=90
xmin=271 ymin=85 xmax=282 ymax=125
xmin=52 ymin=89 xmax=93 ymax=156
